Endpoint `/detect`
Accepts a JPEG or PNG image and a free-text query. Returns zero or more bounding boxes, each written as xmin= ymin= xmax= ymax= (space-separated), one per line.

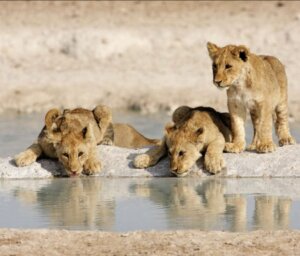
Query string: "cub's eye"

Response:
xmin=225 ymin=64 xmax=232 ymax=69
xmin=178 ymin=151 xmax=185 ymax=157
xmin=212 ymin=64 xmax=217 ymax=70
xmin=63 ymin=153 xmax=69 ymax=158
xmin=168 ymin=151 xmax=171 ymax=157
xmin=78 ymin=152 xmax=84 ymax=157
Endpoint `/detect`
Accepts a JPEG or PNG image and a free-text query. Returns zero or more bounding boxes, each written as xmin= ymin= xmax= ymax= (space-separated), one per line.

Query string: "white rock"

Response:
xmin=0 ymin=145 xmax=299 ymax=179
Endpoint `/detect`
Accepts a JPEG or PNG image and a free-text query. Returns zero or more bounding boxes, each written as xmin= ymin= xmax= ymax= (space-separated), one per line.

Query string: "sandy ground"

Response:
xmin=0 ymin=229 xmax=299 ymax=256
xmin=0 ymin=1 xmax=299 ymax=120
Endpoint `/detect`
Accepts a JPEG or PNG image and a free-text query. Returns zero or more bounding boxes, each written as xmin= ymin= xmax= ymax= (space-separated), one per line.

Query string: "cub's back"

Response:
xmin=259 ymin=55 xmax=287 ymax=92
xmin=112 ymin=123 xmax=159 ymax=148
xmin=191 ymin=107 xmax=232 ymax=143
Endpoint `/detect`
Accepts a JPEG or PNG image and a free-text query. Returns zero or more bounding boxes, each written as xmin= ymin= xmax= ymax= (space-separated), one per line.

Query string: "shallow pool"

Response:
xmin=0 ymin=112 xmax=300 ymax=232
xmin=0 ymin=178 xmax=300 ymax=232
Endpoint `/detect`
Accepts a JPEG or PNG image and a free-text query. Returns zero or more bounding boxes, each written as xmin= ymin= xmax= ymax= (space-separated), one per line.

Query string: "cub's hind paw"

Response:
xmin=256 ymin=141 xmax=276 ymax=153
xmin=279 ymin=136 xmax=296 ymax=147
xmin=246 ymin=143 xmax=256 ymax=151
xmin=224 ymin=142 xmax=245 ymax=153
xmin=101 ymin=138 xmax=114 ymax=146
xmin=14 ymin=151 xmax=37 ymax=167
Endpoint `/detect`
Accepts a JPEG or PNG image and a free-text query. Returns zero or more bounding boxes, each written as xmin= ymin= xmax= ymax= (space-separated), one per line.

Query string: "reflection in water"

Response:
xmin=130 ymin=179 xmax=227 ymax=230
xmin=1 ymin=178 xmax=299 ymax=232
xmin=254 ymin=196 xmax=291 ymax=231
xmin=226 ymin=195 xmax=247 ymax=232
xmin=36 ymin=178 xmax=115 ymax=230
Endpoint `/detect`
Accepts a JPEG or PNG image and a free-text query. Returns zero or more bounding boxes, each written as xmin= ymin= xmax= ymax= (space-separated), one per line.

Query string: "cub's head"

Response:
xmin=44 ymin=107 xmax=92 ymax=142
xmin=165 ymin=111 xmax=211 ymax=177
xmin=207 ymin=42 xmax=250 ymax=89
xmin=55 ymin=124 xmax=96 ymax=177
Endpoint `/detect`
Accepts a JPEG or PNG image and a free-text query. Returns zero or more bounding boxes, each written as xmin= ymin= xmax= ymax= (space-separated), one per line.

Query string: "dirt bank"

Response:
xmin=0 ymin=1 xmax=299 ymax=120
xmin=0 ymin=229 xmax=299 ymax=256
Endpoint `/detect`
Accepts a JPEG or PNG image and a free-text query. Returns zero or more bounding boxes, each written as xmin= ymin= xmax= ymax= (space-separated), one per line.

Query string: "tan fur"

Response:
xmin=112 ymin=123 xmax=160 ymax=149
xmin=14 ymin=105 xmax=109 ymax=177
xmin=55 ymin=124 xmax=100 ymax=176
xmin=133 ymin=106 xmax=231 ymax=176
xmin=14 ymin=105 xmax=159 ymax=176
xmin=207 ymin=42 xmax=296 ymax=153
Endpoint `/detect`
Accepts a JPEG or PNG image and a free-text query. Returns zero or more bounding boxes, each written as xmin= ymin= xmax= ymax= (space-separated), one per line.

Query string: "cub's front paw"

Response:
xmin=83 ymin=158 xmax=101 ymax=175
xmin=279 ymin=136 xmax=296 ymax=147
xmin=204 ymin=154 xmax=225 ymax=174
xmin=256 ymin=141 xmax=276 ymax=153
xmin=224 ymin=142 xmax=245 ymax=153
xmin=133 ymin=154 xmax=151 ymax=168
xmin=14 ymin=151 xmax=37 ymax=167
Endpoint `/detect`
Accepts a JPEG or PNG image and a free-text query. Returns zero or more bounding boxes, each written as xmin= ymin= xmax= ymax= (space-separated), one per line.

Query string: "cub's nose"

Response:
xmin=171 ymin=168 xmax=178 ymax=174
xmin=214 ymin=80 xmax=222 ymax=86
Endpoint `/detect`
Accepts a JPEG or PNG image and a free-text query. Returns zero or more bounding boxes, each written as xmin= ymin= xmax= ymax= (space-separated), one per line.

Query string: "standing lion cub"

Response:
xmin=207 ymin=42 xmax=295 ymax=153
xmin=133 ymin=106 xmax=231 ymax=176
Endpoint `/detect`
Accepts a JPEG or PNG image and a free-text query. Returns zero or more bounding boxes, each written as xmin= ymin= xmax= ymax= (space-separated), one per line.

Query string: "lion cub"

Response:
xmin=14 ymin=106 xmax=111 ymax=176
xmin=207 ymin=42 xmax=295 ymax=153
xmin=14 ymin=105 xmax=159 ymax=176
xmin=133 ymin=106 xmax=231 ymax=176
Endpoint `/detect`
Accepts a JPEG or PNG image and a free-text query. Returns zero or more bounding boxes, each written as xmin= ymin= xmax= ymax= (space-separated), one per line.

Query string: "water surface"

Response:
xmin=0 ymin=178 xmax=300 ymax=232
xmin=0 ymin=112 xmax=300 ymax=232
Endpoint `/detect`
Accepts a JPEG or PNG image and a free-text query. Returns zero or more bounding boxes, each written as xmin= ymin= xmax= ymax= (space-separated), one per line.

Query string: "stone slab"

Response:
xmin=0 ymin=145 xmax=299 ymax=179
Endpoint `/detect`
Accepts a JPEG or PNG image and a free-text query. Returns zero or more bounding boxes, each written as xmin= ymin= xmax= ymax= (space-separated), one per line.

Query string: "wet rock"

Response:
xmin=0 ymin=145 xmax=299 ymax=179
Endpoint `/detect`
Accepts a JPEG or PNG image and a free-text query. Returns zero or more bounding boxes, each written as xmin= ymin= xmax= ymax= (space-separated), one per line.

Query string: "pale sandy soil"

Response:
xmin=0 ymin=1 xmax=299 ymax=119
xmin=0 ymin=229 xmax=299 ymax=256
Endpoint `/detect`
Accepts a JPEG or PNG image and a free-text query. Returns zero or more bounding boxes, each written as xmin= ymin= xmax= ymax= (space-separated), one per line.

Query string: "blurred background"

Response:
xmin=0 ymin=1 xmax=299 ymax=118
xmin=1 ymin=1 xmax=300 ymax=157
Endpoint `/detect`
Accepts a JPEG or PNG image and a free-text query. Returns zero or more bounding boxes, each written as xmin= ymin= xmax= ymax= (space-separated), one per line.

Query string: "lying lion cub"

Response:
xmin=14 ymin=105 xmax=159 ymax=176
xmin=207 ymin=42 xmax=296 ymax=153
xmin=133 ymin=106 xmax=231 ymax=176
xmin=14 ymin=106 xmax=111 ymax=176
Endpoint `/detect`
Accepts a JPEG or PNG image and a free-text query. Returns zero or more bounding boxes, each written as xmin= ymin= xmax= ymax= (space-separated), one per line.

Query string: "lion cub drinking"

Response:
xmin=14 ymin=105 xmax=159 ymax=177
xmin=133 ymin=106 xmax=231 ymax=176
xmin=14 ymin=105 xmax=111 ymax=176
xmin=207 ymin=42 xmax=295 ymax=153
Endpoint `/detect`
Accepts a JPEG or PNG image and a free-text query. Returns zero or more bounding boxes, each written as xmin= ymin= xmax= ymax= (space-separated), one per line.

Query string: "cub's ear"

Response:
xmin=45 ymin=108 xmax=62 ymax=131
xmin=195 ymin=127 xmax=204 ymax=136
xmin=82 ymin=123 xmax=94 ymax=142
xmin=93 ymin=105 xmax=113 ymax=124
xmin=232 ymin=45 xmax=249 ymax=62
xmin=63 ymin=109 xmax=71 ymax=115
xmin=172 ymin=106 xmax=192 ymax=124
xmin=164 ymin=122 xmax=176 ymax=135
xmin=207 ymin=42 xmax=220 ymax=59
